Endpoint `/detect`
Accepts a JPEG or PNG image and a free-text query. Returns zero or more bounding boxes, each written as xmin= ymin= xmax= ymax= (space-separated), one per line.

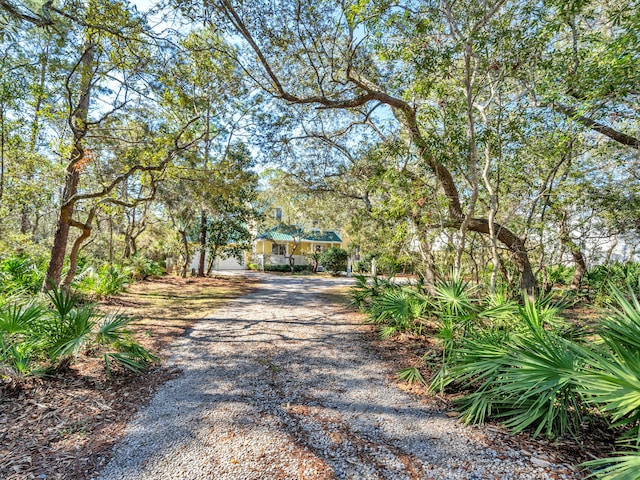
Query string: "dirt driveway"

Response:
xmin=94 ymin=273 xmax=578 ymax=480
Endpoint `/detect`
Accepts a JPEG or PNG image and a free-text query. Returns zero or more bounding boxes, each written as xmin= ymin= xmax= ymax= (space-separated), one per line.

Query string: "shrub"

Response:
xmin=377 ymin=254 xmax=411 ymax=276
xmin=353 ymin=259 xmax=370 ymax=273
xmin=454 ymin=313 xmax=586 ymax=437
xmin=125 ymin=255 xmax=165 ymax=280
xmin=0 ymin=255 xmax=46 ymax=295
xmin=576 ymin=286 xmax=640 ymax=478
xmin=73 ymin=264 xmax=130 ymax=298
xmin=349 ymin=274 xmax=394 ymax=310
xmin=264 ymin=264 xmax=310 ymax=273
xmin=368 ymin=286 xmax=430 ymax=338
xmin=0 ymin=288 xmax=157 ymax=379
xmin=320 ymin=247 xmax=348 ymax=275
xmin=584 ymin=262 xmax=640 ymax=304
xmin=247 ymin=263 xmax=259 ymax=270
xmin=349 ymin=270 xmax=640 ymax=476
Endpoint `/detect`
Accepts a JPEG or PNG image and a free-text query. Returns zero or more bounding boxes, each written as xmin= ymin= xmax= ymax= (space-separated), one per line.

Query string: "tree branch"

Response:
xmin=63 ymin=117 xmax=199 ymax=207
xmin=0 ymin=0 xmax=53 ymax=27
xmin=554 ymin=103 xmax=640 ymax=150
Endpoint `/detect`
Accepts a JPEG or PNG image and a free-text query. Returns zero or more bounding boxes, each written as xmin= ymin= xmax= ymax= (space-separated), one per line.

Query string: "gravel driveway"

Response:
xmin=94 ymin=273 xmax=578 ymax=480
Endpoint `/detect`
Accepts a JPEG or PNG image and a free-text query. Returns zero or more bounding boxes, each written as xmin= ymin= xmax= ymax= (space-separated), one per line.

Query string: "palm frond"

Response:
xmin=397 ymin=366 xmax=426 ymax=385
xmin=96 ymin=312 xmax=134 ymax=346
xmin=583 ymin=450 xmax=640 ymax=480
xmin=0 ymin=302 xmax=46 ymax=334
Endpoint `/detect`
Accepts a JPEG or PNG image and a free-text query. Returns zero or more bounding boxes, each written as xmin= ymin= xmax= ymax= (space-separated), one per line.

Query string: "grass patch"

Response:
xmin=318 ymin=286 xmax=352 ymax=306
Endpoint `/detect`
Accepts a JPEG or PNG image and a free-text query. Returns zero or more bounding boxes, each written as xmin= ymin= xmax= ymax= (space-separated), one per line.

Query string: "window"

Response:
xmin=272 ymin=244 xmax=286 ymax=255
xmin=275 ymin=207 xmax=282 ymax=221
xmin=315 ymin=245 xmax=323 ymax=253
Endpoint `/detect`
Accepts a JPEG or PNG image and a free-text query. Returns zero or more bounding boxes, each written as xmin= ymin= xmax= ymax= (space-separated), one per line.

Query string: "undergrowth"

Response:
xmin=352 ymin=275 xmax=640 ymax=479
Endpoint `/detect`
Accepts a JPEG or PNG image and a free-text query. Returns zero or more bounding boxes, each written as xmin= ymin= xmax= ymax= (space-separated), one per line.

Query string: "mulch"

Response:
xmin=0 ymin=361 xmax=180 ymax=480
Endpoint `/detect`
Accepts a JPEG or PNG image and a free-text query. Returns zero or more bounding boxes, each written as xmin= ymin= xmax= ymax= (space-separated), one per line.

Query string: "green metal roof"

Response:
xmin=304 ymin=230 xmax=342 ymax=242
xmin=257 ymin=227 xmax=341 ymax=243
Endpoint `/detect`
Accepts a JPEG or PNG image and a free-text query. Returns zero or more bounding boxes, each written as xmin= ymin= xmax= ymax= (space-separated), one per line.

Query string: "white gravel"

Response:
xmin=94 ymin=273 xmax=580 ymax=479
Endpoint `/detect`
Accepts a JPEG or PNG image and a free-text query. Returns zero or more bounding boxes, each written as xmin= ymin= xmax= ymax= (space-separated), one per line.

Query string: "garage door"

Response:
xmin=215 ymin=256 xmax=245 ymax=270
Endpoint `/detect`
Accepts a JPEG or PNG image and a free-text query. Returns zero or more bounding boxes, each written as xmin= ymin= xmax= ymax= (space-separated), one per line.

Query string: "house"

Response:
xmin=252 ymin=226 xmax=343 ymax=269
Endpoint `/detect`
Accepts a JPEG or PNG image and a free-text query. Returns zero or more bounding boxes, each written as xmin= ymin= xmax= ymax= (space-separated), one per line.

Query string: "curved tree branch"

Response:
xmin=554 ymin=103 xmax=640 ymax=150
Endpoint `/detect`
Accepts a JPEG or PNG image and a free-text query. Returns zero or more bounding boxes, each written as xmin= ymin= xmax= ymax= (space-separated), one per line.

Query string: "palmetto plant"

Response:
xmin=433 ymin=276 xmax=477 ymax=319
xmin=0 ymin=288 xmax=157 ymax=378
xmin=0 ymin=255 xmax=46 ymax=295
xmin=429 ymin=277 xmax=480 ymax=390
xmin=579 ymin=286 xmax=640 ymax=440
xmin=73 ymin=264 xmax=131 ymax=298
xmin=585 ymin=262 xmax=640 ymax=304
xmin=97 ymin=312 xmax=159 ymax=378
xmin=583 ymin=452 xmax=640 ymax=480
xmin=368 ymin=287 xmax=430 ymax=338
xmin=448 ymin=296 xmax=587 ymax=438
xmin=397 ymin=366 xmax=427 ymax=385
xmin=576 ymin=286 xmax=640 ymax=478
xmin=350 ymin=274 xmax=395 ymax=309
xmin=0 ymin=298 xmax=48 ymax=376
xmin=349 ymin=269 xmax=640 ymax=476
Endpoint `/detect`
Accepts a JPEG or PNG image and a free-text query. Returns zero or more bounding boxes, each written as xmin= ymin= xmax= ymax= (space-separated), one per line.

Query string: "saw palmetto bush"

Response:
xmin=576 ymin=286 xmax=640 ymax=479
xmin=0 ymin=288 xmax=157 ymax=379
xmin=350 ymin=274 xmax=640 ymax=474
xmin=350 ymin=274 xmax=395 ymax=310
xmin=429 ymin=277 xmax=481 ymax=390
xmin=584 ymin=262 xmax=640 ymax=305
xmin=368 ymin=286 xmax=431 ymax=338
xmin=73 ymin=264 xmax=131 ymax=299
xmin=444 ymin=296 xmax=588 ymax=438
xmin=0 ymin=255 xmax=47 ymax=296
xmin=0 ymin=299 xmax=48 ymax=377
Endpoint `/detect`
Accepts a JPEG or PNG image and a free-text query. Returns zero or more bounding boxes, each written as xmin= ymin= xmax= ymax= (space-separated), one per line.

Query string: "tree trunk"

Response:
xmin=0 ymin=104 xmax=4 ymax=202
xmin=61 ymin=208 xmax=97 ymax=289
xmin=455 ymin=42 xmax=480 ymax=277
xmin=391 ymin=105 xmax=537 ymax=295
xmin=198 ymin=209 xmax=207 ymax=276
xmin=109 ymin=216 xmax=114 ymax=265
xmin=20 ymin=208 xmax=30 ymax=235
xmin=207 ymin=249 xmax=216 ymax=275
xmin=131 ymin=235 xmax=138 ymax=257
xmin=43 ymin=41 xmax=95 ymax=290
xmin=123 ymin=209 xmax=134 ymax=259
xmin=44 ymin=169 xmax=80 ymax=289
xmin=604 ymin=236 xmax=618 ymax=264
xmin=179 ymin=230 xmax=190 ymax=278
xmin=31 ymin=212 xmax=40 ymax=240
xmin=467 ymin=218 xmax=536 ymax=295
xmin=559 ymin=210 xmax=587 ymax=290
xmin=540 ymin=266 xmax=550 ymax=295
xmin=418 ymin=236 xmax=437 ymax=295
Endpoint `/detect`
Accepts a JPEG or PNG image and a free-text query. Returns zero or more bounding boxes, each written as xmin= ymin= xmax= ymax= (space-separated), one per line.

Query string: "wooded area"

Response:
xmin=1 ymin=0 xmax=638 ymax=294
xmin=1 ymin=0 xmax=640 ymax=477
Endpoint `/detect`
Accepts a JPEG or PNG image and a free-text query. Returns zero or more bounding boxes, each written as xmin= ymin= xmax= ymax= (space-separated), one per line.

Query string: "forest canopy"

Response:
xmin=0 ymin=0 xmax=638 ymax=293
